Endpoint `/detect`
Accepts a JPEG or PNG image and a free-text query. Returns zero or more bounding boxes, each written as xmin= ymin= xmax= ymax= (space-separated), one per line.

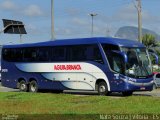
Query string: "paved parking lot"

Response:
xmin=134 ymin=89 xmax=160 ymax=97
xmin=0 ymin=82 xmax=160 ymax=97
xmin=0 ymin=82 xmax=19 ymax=92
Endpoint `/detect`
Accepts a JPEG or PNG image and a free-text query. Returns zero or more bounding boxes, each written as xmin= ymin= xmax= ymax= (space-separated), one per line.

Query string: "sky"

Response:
xmin=0 ymin=0 xmax=159 ymax=45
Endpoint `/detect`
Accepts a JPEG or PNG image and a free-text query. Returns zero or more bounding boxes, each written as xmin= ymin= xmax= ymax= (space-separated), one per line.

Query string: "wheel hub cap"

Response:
xmin=21 ymin=84 xmax=26 ymax=90
xmin=99 ymin=85 xmax=106 ymax=93
xmin=31 ymin=84 xmax=36 ymax=92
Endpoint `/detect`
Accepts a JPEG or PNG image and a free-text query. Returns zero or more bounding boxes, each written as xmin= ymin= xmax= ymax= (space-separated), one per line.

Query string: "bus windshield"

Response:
xmin=104 ymin=47 xmax=152 ymax=78
xmin=121 ymin=47 xmax=152 ymax=78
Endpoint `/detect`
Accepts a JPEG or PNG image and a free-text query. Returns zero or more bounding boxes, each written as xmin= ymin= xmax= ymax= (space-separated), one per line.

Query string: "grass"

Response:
xmin=0 ymin=92 xmax=160 ymax=119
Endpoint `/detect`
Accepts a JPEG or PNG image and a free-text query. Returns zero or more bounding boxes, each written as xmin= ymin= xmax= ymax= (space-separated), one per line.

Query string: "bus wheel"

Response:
xmin=29 ymin=81 xmax=38 ymax=93
xmin=19 ymin=80 xmax=28 ymax=92
xmin=122 ymin=91 xmax=133 ymax=96
xmin=98 ymin=81 xmax=108 ymax=96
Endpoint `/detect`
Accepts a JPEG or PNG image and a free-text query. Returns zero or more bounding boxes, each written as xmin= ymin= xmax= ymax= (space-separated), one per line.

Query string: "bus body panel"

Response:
xmin=1 ymin=37 xmax=154 ymax=93
xmin=1 ymin=62 xmax=67 ymax=90
xmin=1 ymin=60 xmax=153 ymax=92
xmin=2 ymin=62 xmax=110 ymax=91
xmin=2 ymin=61 xmax=110 ymax=91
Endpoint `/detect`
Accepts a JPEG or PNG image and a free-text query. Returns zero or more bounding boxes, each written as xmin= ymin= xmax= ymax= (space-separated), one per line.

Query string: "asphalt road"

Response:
xmin=0 ymin=82 xmax=160 ymax=97
xmin=0 ymin=82 xmax=19 ymax=92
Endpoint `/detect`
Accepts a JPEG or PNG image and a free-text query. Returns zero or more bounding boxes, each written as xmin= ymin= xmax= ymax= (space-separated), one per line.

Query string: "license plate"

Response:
xmin=140 ymin=87 xmax=145 ymax=90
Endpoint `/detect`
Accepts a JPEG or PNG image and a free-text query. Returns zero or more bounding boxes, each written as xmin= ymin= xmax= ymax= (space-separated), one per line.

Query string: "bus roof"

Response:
xmin=3 ymin=37 xmax=145 ymax=48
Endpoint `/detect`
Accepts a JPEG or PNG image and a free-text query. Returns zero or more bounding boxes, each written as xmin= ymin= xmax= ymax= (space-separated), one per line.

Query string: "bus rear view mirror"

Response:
xmin=149 ymin=52 xmax=159 ymax=65
xmin=111 ymin=50 xmax=128 ymax=63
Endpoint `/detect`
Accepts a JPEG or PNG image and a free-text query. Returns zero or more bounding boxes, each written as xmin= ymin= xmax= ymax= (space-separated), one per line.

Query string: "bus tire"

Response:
xmin=122 ymin=91 xmax=133 ymax=96
xmin=98 ymin=81 xmax=108 ymax=96
xmin=29 ymin=81 xmax=38 ymax=93
xmin=19 ymin=80 xmax=28 ymax=92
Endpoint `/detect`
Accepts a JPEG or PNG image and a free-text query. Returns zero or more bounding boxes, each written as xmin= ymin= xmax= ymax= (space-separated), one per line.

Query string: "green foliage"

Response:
xmin=0 ymin=92 xmax=160 ymax=115
xmin=142 ymin=34 xmax=159 ymax=49
xmin=142 ymin=34 xmax=160 ymax=66
xmin=154 ymin=68 xmax=160 ymax=72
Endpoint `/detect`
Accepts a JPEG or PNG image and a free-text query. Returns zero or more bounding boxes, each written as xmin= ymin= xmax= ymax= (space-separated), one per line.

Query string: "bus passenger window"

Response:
xmin=23 ymin=48 xmax=37 ymax=62
xmin=52 ymin=47 xmax=66 ymax=61
xmin=14 ymin=49 xmax=23 ymax=61
xmin=93 ymin=47 xmax=103 ymax=63
xmin=69 ymin=44 xmax=103 ymax=63
xmin=37 ymin=47 xmax=50 ymax=61
xmin=2 ymin=49 xmax=11 ymax=61
xmin=107 ymin=52 xmax=125 ymax=74
xmin=69 ymin=45 xmax=87 ymax=61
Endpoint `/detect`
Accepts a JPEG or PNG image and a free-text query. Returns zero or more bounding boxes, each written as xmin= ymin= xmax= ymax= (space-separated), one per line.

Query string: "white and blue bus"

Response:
xmin=1 ymin=37 xmax=154 ymax=96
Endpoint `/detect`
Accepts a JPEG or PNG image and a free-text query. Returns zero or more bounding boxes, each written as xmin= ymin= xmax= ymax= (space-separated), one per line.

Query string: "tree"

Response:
xmin=142 ymin=34 xmax=160 ymax=49
xmin=142 ymin=34 xmax=160 ymax=67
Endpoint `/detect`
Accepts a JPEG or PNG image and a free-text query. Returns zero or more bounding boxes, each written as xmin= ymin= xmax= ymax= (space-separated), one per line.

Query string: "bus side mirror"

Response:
xmin=149 ymin=52 xmax=159 ymax=65
xmin=121 ymin=52 xmax=128 ymax=63
xmin=111 ymin=50 xmax=128 ymax=63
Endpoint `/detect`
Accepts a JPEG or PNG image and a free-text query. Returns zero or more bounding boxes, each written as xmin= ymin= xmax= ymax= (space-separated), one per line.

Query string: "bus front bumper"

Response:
xmin=126 ymin=80 xmax=153 ymax=91
xmin=121 ymin=77 xmax=154 ymax=91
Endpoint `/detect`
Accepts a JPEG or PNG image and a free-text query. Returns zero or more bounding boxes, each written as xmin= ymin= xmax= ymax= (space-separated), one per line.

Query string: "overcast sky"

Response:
xmin=0 ymin=0 xmax=159 ymax=44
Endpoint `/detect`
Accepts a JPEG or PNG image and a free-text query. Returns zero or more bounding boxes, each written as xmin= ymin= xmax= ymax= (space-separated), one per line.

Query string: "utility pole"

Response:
xmin=134 ymin=0 xmax=142 ymax=42
xmin=89 ymin=13 xmax=97 ymax=37
xmin=51 ymin=0 xmax=55 ymax=40
xmin=106 ymin=25 xmax=110 ymax=37
xmin=20 ymin=34 xmax=22 ymax=43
